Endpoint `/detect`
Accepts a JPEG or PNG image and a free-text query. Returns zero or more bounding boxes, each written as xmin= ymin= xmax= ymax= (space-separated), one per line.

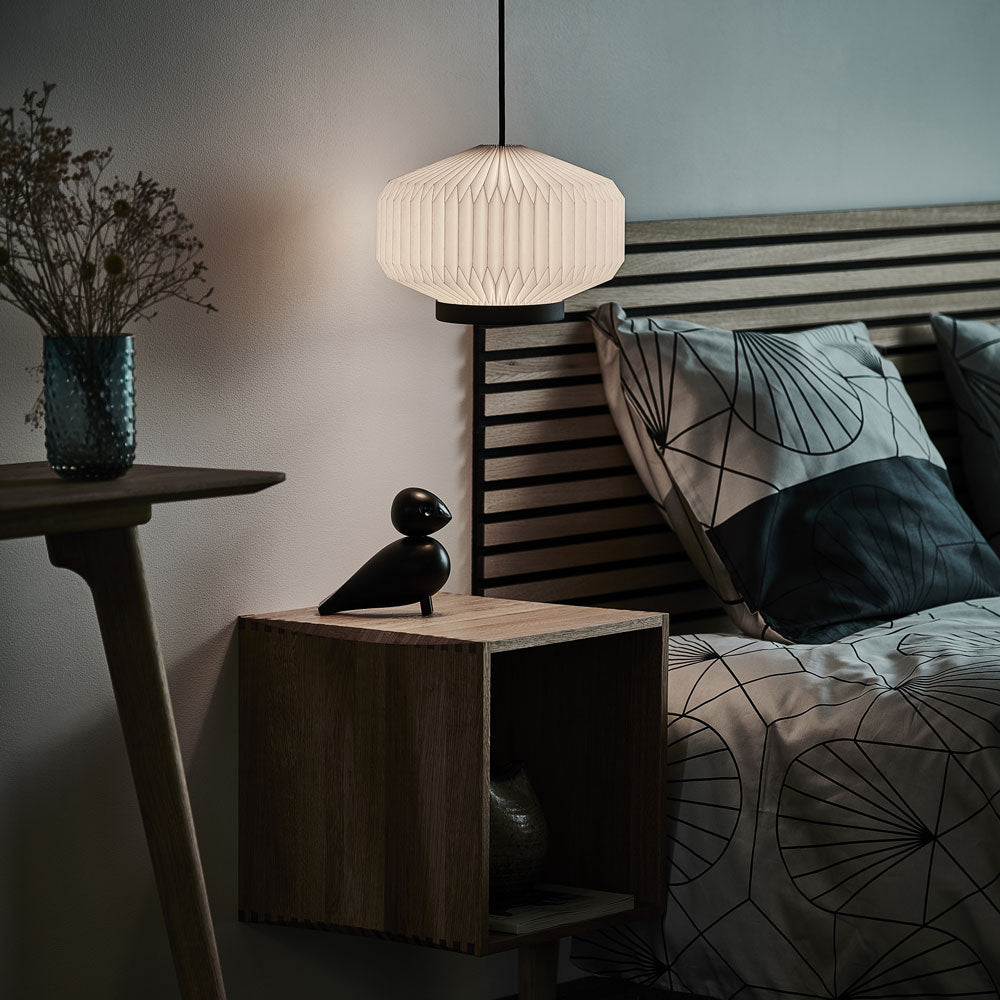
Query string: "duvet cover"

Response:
xmin=573 ymin=596 xmax=1000 ymax=999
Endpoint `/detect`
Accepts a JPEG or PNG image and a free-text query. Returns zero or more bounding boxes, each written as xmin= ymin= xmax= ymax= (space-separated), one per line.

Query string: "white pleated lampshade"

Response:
xmin=376 ymin=144 xmax=625 ymax=313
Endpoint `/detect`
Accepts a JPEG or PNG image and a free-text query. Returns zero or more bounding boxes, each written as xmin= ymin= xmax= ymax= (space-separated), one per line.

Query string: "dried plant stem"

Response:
xmin=0 ymin=83 xmax=215 ymax=341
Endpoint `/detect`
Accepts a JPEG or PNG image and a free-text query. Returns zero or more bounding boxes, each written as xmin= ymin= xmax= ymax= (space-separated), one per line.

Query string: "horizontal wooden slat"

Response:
xmin=486 ymin=571 xmax=719 ymax=610
xmin=484 ymin=308 xmax=1000 ymax=356
xmin=487 ymin=338 xmax=956 ymax=387
xmin=607 ymin=289 xmax=1000 ymax=336
xmin=485 ymin=354 xmax=599 ymax=383
xmin=887 ymin=344 xmax=942 ymax=375
xmin=670 ymin=615 xmax=737 ymax=635
xmin=623 ymin=203 xmax=1000 ymax=245
xmin=577 ymin=589 xmax=721 ymax=618
xmin=487 ymin=348 xmax=941 ymax=384
xmin=616 ymin=230 xmax=1000 ymax=278
xmin=484 ymin=414 xmax=619 ymax=449
xmin=904 ymin=380 xmax=950 ymax=406
xmin=485 ymin=474 xmax=645 ymax=514
xmin=872 ymin=315 xmax=1000 ymax=349
xmin=484 ymin=564 xmax=674 ymax=603
xmin=870 ymin=323 xmax=935 ymax=349
xmin=917 ymin=407 xmax=958 ymax=434
xmin=485 ymin=323 xmax=591 ymax=352
xmin=484 ymin=504 xmax=664 ymax=547
xmin=485 ymin=445 xmax=630 ymax=482
xmin=491 ymin=354 xmax=599 ymax=382
xmin=484 ymin=383 xmax=606 ymax=417
xmin=592 ymin=593 xmax=676 ymax=614
xmin=568 ymin=260 xmax=1000 ymax=312
xmin=596 ymin=595 xmax=733 ymax=633
xmin=483 ymin=533 xmax=681 ymax=580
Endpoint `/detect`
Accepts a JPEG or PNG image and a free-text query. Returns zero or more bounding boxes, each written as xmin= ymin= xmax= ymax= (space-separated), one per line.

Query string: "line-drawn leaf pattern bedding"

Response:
xmin=572 ymin=597 xmax=1000 ymax=999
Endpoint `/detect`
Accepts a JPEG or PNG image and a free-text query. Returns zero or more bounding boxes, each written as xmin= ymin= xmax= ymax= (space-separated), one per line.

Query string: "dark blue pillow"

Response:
xmin=931 ymin=313 xmax=1000 ymax=553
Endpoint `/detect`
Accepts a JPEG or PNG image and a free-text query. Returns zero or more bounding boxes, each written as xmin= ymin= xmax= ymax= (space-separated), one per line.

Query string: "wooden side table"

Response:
xmin=239 ymin=592 xmax=668 ymax=999
xmin=0 ymin=462 xmax=285 ymax=1000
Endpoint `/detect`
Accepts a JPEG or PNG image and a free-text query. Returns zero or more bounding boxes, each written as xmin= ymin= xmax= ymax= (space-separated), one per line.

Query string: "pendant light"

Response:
xmin=376 ymin=0 xmax=625 ymax=326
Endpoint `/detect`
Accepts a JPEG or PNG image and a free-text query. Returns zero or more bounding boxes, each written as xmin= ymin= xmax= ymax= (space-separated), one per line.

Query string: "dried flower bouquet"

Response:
xmin=0 ymin=83 xmax=215 ymax=425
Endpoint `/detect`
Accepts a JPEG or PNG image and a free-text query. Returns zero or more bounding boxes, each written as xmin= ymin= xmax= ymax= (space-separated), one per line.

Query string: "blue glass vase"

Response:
xmin=44 ymin=335 xmax=136 ymax=481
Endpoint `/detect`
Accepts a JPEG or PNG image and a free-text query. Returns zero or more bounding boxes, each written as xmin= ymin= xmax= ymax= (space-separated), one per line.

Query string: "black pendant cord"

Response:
xmin=498 ymin=0 xmax=505 ymax=146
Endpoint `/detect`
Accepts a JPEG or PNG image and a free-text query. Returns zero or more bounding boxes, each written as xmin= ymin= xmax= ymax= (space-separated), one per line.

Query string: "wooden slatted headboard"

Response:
xmin=472 ymin=202 xmax=1000 ymax=633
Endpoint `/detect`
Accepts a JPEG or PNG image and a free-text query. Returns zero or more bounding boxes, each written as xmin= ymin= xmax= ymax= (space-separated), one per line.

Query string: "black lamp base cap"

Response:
xmin=435 ymin=300 xmax=565 ymax=326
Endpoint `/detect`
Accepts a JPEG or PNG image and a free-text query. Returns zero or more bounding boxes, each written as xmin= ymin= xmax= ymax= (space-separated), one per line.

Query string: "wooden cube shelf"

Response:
xmin=238 ymin=593 xmax=668 ymax=962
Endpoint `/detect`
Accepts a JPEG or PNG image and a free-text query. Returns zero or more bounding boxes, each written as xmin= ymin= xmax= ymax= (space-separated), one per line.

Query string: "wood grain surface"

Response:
xmin=239 ymin=624 xmax=488 ymax=951
xmin=242 ymin=591 xmax=663 ymax=651
xmin=47 ymin=526 xmax=227 ymax=999
xmin=0 ymin=463 xmax=285 ymax=539
xmin=620 ymin=200 xmax=1000 ymax=243
xmin=238 ymin=595 xmax=668 ymax=959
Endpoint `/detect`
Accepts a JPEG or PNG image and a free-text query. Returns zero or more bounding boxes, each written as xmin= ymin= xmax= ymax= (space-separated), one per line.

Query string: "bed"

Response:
xmin=471 ymin=202 xmax=1000 ymax=998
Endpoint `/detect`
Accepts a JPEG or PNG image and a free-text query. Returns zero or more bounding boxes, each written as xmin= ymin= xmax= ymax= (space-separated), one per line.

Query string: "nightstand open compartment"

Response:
xmin=238 ymin=594 xmax=667 ymax=970
xmin=487 ymin=632 xmax=666 ymax=950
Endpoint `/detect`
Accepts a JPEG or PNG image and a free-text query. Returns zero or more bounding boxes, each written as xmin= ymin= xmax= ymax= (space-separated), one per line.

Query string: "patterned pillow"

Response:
xmin=930 ymin=313 xmax=1000 ymax=552
xmin=592 ymin=303 xmax=1000 ymax=643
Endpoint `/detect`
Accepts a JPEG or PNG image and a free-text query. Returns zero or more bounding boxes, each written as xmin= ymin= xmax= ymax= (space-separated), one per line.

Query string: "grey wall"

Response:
xmin=1 ymin=1 xmax=998 ymax=997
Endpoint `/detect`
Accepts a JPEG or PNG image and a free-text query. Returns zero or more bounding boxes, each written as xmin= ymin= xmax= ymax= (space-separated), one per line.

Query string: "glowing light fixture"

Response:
xmin=376 ymin=1 xmax=625 ymax=326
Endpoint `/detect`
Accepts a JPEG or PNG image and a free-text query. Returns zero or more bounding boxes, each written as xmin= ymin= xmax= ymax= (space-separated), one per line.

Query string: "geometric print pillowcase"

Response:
xmin=592 ymin=303 xmax=1000 ymax=643
xmin=931 ymin=313 xmax=1000 ymax=553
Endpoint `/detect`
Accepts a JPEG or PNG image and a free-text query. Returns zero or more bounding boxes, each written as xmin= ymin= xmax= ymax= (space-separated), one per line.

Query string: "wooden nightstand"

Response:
xmin=238 ymin=593 xmax=668 ymax=999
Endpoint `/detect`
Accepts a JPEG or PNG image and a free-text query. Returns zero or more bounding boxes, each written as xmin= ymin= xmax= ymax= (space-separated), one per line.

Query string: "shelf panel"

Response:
xmin=485 ymin=903 xmax=664 ymax=955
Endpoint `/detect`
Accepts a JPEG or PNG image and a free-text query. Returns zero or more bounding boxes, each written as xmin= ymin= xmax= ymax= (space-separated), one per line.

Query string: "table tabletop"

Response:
xmin=0 ymin=463 xmax=285 ymax=540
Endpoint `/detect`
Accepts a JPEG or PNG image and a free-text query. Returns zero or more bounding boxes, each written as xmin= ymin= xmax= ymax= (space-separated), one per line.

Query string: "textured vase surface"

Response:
xmin=44 ymin=334 xmax=135 ymax=481
xmin=489 ymin=761 xmax=549 ymax=907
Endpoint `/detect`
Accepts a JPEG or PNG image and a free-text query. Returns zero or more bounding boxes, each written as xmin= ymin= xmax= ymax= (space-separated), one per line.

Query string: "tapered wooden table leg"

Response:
xmin=518 ymin=940 xmax=559 ymax=1000
xmin=47 ymin=525 xmax=226 ymax=1000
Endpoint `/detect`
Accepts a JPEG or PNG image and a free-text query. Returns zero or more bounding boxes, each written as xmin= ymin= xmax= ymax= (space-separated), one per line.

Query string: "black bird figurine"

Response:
xmin=318 ymin=488 xmax=452 ymax=616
